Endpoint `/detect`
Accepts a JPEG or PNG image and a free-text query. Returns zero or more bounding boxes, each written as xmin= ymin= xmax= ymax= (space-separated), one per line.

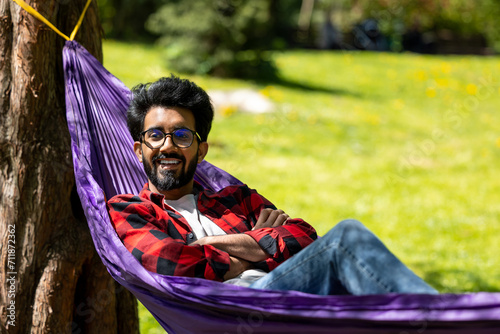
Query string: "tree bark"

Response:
xmin=0 ymin=1 xmax=139 ymax=333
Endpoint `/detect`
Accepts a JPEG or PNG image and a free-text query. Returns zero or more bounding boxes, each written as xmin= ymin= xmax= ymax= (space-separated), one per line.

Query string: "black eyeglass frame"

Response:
xmin=140 ymin=128 xmax=202 ymax=149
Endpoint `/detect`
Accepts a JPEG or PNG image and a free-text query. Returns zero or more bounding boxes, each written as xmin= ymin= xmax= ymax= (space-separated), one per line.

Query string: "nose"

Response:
xmin=159 ymin=135 xmax=177 ymax=152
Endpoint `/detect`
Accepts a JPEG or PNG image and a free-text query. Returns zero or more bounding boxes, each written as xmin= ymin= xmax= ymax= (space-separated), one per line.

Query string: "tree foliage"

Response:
xmin=145 ymin=0 xmax=301 ymax=78
xmin=319 ymin=0 xmax=500 ymax=52
xmin=99 ymin=0 xmax=500 ymax=76
xmin=99 ymin=0 xmax=163 ymax=40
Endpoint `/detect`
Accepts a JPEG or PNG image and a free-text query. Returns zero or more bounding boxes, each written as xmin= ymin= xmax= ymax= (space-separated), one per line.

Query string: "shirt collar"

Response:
xmin=138 ymin=182 xmax=205 ymax=207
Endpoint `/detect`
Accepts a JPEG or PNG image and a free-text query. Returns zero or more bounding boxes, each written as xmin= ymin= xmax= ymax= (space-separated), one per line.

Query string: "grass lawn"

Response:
xmin=103 ymin=40 xmax=500 ymax=332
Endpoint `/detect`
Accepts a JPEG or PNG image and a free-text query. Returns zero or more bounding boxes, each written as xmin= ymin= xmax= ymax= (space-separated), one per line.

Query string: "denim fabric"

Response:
xmin=249 ymin=219 xmax=438 ymax=295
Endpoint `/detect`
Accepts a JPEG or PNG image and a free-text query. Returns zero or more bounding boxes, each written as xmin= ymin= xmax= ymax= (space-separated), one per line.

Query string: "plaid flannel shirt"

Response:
xmin=107 ymin=182 xmax=317 ymax=282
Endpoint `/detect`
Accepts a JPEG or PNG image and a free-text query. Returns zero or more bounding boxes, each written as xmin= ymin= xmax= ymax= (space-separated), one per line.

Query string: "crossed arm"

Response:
xmin=192 ymin=208 xmax=290 ymax=280
xmin=109 ymin=186 xmax=317 ymax=281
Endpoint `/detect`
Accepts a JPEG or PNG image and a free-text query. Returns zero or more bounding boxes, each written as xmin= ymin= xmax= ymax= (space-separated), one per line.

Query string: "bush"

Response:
xmin=98 ymin=0 xmax=164 ymax=41
xmin=145 ymin=0 xmax=285 ymax=78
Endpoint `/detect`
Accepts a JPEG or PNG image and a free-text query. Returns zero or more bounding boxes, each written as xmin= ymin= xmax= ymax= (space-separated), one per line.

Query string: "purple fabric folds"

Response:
xmin=63 ymin=40 xmax=500 ymax=333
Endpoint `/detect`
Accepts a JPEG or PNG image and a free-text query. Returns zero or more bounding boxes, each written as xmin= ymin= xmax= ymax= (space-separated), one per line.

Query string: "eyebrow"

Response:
xmin=144 ymin=126 xmax=194 ymax=132
xmin=144 ymin=126 xmax=164 ymax=132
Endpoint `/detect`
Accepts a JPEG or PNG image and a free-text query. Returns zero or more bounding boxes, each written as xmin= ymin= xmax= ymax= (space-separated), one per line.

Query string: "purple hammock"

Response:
xmin=63 ymin=40 xmax=500 ymax=333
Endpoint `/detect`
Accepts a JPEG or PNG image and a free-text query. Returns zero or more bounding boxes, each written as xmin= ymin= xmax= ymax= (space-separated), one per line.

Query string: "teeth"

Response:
xmin=158 ymin=160 xmax=179 ymax=165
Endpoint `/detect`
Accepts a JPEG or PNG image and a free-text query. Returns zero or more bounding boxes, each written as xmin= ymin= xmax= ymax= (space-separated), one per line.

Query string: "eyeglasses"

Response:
xmin=140 ymin=128 xmax=201 ymax=149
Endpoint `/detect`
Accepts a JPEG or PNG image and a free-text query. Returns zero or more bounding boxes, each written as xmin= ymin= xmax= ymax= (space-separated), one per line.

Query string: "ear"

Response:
xmin=197 ymin=141 xmax=209 ymax=163
xmin=133 ymin=142 xmax=143 ymax=163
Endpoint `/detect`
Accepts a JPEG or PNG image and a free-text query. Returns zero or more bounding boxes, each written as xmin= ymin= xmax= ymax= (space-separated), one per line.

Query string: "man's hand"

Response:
xmin=252 ymin=208 xmax=289 ymax=231
xmin=191 ymin=209 xmax=290 ymax=270
xmin=223 ymin=256 xmax=253 ymax=281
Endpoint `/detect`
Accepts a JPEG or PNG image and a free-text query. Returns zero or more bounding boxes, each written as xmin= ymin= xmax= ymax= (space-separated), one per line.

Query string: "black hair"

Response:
xmin=127 ymin=74 xmax=214 ymax=142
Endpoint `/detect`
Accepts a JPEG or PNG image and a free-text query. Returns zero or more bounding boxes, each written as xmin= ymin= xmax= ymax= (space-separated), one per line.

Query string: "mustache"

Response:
xmin=152 ymin=153 xmax=185 ymax=164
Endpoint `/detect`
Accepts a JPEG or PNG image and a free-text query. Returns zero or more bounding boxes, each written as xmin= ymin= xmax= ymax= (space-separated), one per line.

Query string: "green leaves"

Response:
xmin=145 ymin=0 xmax=280 ymax=78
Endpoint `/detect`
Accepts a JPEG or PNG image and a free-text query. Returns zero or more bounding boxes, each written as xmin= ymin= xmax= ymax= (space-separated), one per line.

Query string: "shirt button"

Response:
xmin=188 ymin=233 xmax=194 ymax=239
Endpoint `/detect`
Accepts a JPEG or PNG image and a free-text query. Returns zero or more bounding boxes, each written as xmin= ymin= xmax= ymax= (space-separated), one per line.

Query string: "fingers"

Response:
xmin=255 ymin=208 xmax=273 ymax=227
xmin=253 ymin=209 xmax=289 ymax=230
xmin=272 ymin=210 xmax=289 ymax=227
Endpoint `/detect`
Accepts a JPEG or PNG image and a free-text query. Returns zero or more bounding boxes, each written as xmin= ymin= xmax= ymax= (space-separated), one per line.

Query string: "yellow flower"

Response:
xmin=272 ymin=90 xmax=284 ymax=102
xmin=260 ymin=86 xmax=273 ymax=97
xmin=496 ymin=137 xmax=500 ymax=148
xmin=260 ymin=86 xmax=283 ymax=102
xmin=307 ymin=115 xmax=317 ymax=125
xmin=436 ymin=78 xmax=449 ymax=88
xmin=367 ymin=114 xmax=380 ymax=125
xmin=440 ymin=62 xmax=452 ymax=74
xmin=392 ymin=99 xmax=405 ymax=110
xmin=353 ymin=105 xmax=363 ymax=115
xmin=415 ymin=70 xmax=427 ymax=81
xmin=220 ymin=105 xmax=237 ymax=117
xmin=466 ymin=84 xmax=477 ymax=95
xmin=426 ymin=87 xmax=437 ymax=98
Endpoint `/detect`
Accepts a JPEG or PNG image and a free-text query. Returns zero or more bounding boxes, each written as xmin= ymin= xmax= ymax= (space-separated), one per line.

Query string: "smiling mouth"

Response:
xmin=157 ymin=159 xmax=181 ymax=170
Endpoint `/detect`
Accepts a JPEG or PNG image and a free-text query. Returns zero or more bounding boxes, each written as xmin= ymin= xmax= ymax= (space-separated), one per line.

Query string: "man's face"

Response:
xmin=134 ymin=106 xmax=208 ymax=199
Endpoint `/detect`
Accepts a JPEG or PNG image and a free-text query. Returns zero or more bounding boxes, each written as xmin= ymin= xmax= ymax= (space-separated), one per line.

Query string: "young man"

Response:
xmin=108 ymin=75 xmax=438 ymax=295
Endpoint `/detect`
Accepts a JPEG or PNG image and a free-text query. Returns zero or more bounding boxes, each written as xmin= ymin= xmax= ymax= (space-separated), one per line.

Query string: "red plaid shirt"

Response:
xmin=107 ymin=183 xmax=317 ymax=282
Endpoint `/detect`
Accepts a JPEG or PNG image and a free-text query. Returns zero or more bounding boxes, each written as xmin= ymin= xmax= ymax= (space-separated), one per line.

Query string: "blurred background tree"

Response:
xmin=99 ymin=0 xmax=164 ymax=41
xmin=317 ymin=0 xmax=500 ymax=53
xmin=144 ymin=0 xmax=301 ymax=78
xmin=98 ymin=0 xmax=500 ymax=76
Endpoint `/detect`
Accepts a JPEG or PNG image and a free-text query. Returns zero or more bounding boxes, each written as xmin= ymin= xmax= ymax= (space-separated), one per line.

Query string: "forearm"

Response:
xmin=194 ymin=234 xmax=269 ymax=262
xmin=224 ymin=256 xmax=253 ymax=280
xmin=245 ymin=219 xmax=317 ymax=265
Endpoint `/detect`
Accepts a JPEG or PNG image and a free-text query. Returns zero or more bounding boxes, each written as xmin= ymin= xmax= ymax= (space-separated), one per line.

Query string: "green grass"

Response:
xmin=103 ymin=40 xmax=500 ymax=332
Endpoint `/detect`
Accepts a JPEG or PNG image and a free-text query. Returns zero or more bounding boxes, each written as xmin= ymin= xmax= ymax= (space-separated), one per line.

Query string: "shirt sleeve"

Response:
xmin=225 ymin=185 xmax=317 ymax=271
xmin=107 ymin=194 xmax=231 ymax=281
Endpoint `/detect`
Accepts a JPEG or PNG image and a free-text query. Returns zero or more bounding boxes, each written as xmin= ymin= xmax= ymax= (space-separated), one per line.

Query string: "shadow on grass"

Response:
xmin=423 ymin=269 xmax=499 ymax=293
xmin=238 ymin=62 xmax=360 ymax=97
xmin=251 ymin=75 xmax=362 ymax=97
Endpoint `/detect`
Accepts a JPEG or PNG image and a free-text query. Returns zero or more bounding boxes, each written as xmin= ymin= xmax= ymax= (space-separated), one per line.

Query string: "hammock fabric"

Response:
xmin=64 ymin=40 xmax=500 ymax=333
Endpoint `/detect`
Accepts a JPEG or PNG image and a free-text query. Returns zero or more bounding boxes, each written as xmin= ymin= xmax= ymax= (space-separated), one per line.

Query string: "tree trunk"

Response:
xmin=0 ymin=1 xmax=139 ymax=333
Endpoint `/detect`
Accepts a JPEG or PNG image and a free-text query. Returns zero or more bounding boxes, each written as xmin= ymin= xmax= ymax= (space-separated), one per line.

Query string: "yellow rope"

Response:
xmin=70 ymin=0 xmax=92 ymax=41
xmin=11 ymin=0 xmax=93 ymax=41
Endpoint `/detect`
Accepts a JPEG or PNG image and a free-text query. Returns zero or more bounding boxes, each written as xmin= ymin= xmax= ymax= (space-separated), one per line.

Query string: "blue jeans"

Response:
xmin=249 ymin=219 xmax=438 ymax=295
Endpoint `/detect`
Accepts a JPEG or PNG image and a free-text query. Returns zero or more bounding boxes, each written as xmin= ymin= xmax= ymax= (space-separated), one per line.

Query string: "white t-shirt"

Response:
xmin=165 ymin=194 xmax=226 ymax=238
xmin=164 ymin=193 xmax=267 ymax=287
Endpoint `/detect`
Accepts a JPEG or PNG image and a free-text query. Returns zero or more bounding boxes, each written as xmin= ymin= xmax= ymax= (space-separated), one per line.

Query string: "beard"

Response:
xmin=143 ymin=152 xmax=198 ymax=192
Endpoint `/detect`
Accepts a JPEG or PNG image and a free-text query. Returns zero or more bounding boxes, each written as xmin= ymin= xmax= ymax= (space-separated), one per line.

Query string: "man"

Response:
xmin=108 ymin=75 xmax=438 ymax=295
